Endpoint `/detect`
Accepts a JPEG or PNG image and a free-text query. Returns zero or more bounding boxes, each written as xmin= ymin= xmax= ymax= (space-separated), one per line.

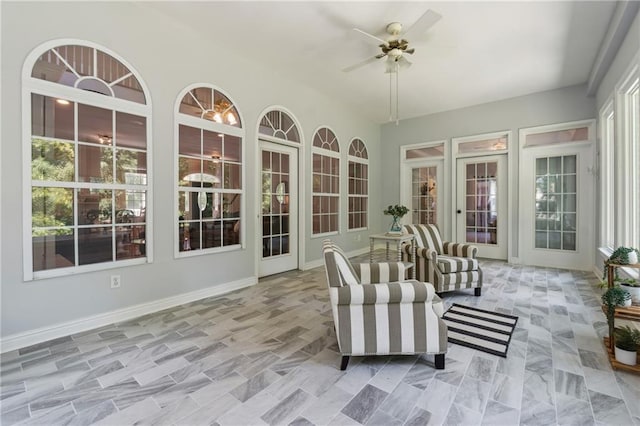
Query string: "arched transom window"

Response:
xmin=348 ymin=138 xmax=368 ymax=230
xmin=176 ymin=86 xmax=244 ymax=256
xmin=24 ymin=41 xmax=151 ymax=280
xmin=259 ymin=109 xmax=300 ymax=142
xmin=312 ymin=128 xmax=340 ymax=235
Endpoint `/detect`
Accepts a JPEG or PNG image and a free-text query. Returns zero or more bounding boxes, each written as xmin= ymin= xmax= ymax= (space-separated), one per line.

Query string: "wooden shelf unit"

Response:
xmin=603 ymin=262 xmax=640 ymax=373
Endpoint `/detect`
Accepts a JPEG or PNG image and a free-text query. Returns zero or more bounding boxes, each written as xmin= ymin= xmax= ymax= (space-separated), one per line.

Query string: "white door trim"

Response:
xmin=258 ymin=141 xmax=300 ymax=277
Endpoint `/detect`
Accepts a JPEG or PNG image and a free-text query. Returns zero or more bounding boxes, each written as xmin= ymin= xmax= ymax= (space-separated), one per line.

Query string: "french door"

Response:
xmin=404 ymin=160 xmax=444 ymax=230
xmin=456 ymin=155 xmax=507 ymax=259
xmin=518 ymin=143 xmax=594 ymax=270
xmin=259 ymin=141 xmax=298 ymax=277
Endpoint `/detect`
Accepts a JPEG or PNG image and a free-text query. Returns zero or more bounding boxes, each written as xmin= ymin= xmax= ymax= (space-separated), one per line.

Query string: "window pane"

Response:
xmin=116 ymin=112 xmax=146 ymax=150
xmin=78 ymin=144 xmax=113 ymax=183
xmin=78 ymin=103 xmax=112 ymax=145
xmin=203 ymin=130 xmax=223 ymax=159
xmin=32 ymin=228 xmax=75 ymax=271
xmin=32 ymin=138 xmax=75 ymax=182
xmin=178 ymin=157 xmax=202 ymax=187
xmin=116 ymin=150 xmax=146 ymax=184
xmin=78 ymin=188 xmax=111 ymax=225
xmin=31 ymin=94 xmax=74 ymax=141
xmin=78 ymin=228 xmax=113 ymax=265
xmin=32 ymin=187 xmax=74 ymax=226
xmin=179 ymin=125 xmax=201 ymax=156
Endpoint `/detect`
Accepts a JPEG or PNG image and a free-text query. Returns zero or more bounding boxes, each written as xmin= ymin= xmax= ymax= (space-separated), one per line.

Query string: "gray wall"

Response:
xmin=381 ymin=84 xmax=597 ymax=258
xmin=0 ymin=2 xmax=381 ymax=339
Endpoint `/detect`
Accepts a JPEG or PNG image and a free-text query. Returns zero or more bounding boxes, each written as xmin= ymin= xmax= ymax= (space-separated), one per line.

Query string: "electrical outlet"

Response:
xmin=110 ymin=275 xmax=121 ymax=288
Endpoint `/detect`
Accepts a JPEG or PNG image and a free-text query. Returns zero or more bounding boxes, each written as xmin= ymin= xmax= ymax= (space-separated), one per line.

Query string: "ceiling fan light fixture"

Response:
xmin=227 ymin=112 xmax=237 ymax=125
xmin=213 ymin=112 xmax=223 ymax=123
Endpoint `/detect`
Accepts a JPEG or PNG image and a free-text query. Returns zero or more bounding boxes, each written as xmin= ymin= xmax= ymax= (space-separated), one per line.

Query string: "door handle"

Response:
xmin=457 ymin=209 xmax=462 ymax=214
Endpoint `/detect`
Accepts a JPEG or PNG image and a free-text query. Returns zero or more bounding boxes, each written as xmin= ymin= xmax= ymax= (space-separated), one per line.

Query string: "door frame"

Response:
xmin=257 ymin=139 xmax=301 ymax=277
xmin=518 ymin=141 xmax=595 ymax=271
xmin=451 ymin=131 xmax=512 ymax=260
xmin=400 ymin=140 xmax=449 ymax=236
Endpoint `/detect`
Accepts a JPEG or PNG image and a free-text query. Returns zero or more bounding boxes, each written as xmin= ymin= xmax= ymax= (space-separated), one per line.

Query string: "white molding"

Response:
xmin=587 ymin=1 xmax=640 ymax=96
xmin=0 ymin=277 xmax=257 ymax=353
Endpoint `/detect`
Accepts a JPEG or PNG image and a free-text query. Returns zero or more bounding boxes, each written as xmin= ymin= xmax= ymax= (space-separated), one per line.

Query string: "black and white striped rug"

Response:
xmin=442 ymin=304 xmax=518 ymax=357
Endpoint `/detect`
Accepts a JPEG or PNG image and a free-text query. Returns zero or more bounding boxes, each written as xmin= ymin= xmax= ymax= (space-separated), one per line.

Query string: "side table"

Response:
xmin=369 ymin=233 xmax=416 ymax=279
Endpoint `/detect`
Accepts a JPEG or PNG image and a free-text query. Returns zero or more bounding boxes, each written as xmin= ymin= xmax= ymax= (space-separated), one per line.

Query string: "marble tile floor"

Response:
xmin=1 ymin=255 xmax=639 ymax=426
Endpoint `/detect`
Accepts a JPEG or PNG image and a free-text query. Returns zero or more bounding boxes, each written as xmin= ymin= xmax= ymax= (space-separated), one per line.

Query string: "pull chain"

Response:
xmin=395 ymin=62 xmax=400 ymax=125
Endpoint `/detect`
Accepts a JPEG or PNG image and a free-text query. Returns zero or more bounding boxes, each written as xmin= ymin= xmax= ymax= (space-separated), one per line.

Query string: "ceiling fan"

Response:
xmin=342 ymin=9 xmax=442 ymax=73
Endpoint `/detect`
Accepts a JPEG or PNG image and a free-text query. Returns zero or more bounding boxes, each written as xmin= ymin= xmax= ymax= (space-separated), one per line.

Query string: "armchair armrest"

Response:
xmin=331 ymin=280 xmax=437 ymax=306
xmin=416 ymin=246 xmax=438 ymax=261
xmin=353 ymin=262 xmax=406 ymax=284
xmin=442 ymin=242 xmax=478 ymax=258
xmin=402 ymin=244 xmax=438 ymax=261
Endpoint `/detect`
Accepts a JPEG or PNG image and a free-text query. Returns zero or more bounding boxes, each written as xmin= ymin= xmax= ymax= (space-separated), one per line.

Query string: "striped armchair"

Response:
xmin=322 ymin=240 xmax=447 ymax=371
xmin=403 ymin=224 xmax=483 ymax=296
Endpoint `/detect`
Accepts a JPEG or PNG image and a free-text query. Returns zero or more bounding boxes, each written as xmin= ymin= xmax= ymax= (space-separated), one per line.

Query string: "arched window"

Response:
xmin=312 ymin=127 xmax=340 ymax=235
xmin=176 ymin=85 xmax=244 ymax=256
xmin=348 ymin=138 xmax=368 ymax=230
xmin=24 ymin=41 xmax=151 ymax=280
xmin=258 ymin=109 xmax=300 ymax=142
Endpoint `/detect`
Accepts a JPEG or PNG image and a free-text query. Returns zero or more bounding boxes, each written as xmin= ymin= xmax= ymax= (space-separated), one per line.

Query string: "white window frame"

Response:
xmin=311 ymin=127 xmax=340 ymax=237
xmin=174 ymin=84 xmax=245 ymax=258
xmin=598 ymin=98 xmax=615 ymax=249
xmin=347 ymin=138 xmax=369 ymax=231
xmin=22 ymin=39 xmax=152 ymax=281
xmin=615 ymin=58 xmax=639 ymax=250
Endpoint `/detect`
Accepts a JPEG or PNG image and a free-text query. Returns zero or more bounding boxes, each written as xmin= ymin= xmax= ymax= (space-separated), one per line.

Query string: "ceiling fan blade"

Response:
xmin=405 ymin=48 xmax=415 ymax=55
xmin=352 ymin=28 xmax=388 ymax=46
xmin=403 ymin=9 xmax=442 ymax=40
xmin=342 ymin=56 xmax=379 ymax=73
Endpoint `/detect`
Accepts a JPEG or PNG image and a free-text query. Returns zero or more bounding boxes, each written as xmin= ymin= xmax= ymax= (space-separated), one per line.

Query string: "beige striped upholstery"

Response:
xmin=403 ymin=224 xmax=483 ymax=295
xmin=322 ymin=240 xmax=447 ymax=369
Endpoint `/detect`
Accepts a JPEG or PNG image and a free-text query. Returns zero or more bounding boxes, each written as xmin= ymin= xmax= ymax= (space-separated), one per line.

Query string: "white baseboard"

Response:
xmin=0 ymin=277 xmax=257 ymax=354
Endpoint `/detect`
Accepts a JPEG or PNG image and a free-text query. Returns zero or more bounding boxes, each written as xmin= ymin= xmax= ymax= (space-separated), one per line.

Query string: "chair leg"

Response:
xmin=435 ymin=353 xmax=445 ymax=369
xmin=474 ymin=287 xmax=481 ymax=297
xmin=340 ymin=356 xmax=350 ymax=371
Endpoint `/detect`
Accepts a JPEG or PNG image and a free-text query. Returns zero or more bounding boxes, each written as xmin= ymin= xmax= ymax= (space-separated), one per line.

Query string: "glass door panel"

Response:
xmin=456 ymin=155 xmax=507 ymax=259
xmin=411 ymin=166 xmax=438 ymax=225
xmin=534 ymin=155 xmax=577 ymax=251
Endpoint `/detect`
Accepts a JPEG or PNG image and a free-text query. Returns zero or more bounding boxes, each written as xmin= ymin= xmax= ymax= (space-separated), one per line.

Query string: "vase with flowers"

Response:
xmin=383 ymin=204 xmax=409 ymax=235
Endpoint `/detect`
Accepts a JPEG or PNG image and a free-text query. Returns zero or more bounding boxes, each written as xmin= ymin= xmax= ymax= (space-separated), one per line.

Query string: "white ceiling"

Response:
xmin=146 ymin=1 xmax=617 ymax=124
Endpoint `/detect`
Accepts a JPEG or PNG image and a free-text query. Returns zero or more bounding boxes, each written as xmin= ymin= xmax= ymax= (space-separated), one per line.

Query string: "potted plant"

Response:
xmin=383 ymin=204 xmax=409 ymax=235
xmin=602 ymin=286 xmax=632 ymax=348
xmin=617 ymin=277 xmax=640 ymax=304
xmin=603 ymin=246 xmax=640 ymax=281
xmin=613 ymin=325 xmax=640 ymax=366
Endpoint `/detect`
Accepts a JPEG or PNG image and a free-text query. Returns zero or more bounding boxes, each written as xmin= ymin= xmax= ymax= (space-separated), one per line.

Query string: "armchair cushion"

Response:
xmin=436 ymin=256 xmax=479 ymax=273
xmin=443 ymin=242 xmax=479 ymax=258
